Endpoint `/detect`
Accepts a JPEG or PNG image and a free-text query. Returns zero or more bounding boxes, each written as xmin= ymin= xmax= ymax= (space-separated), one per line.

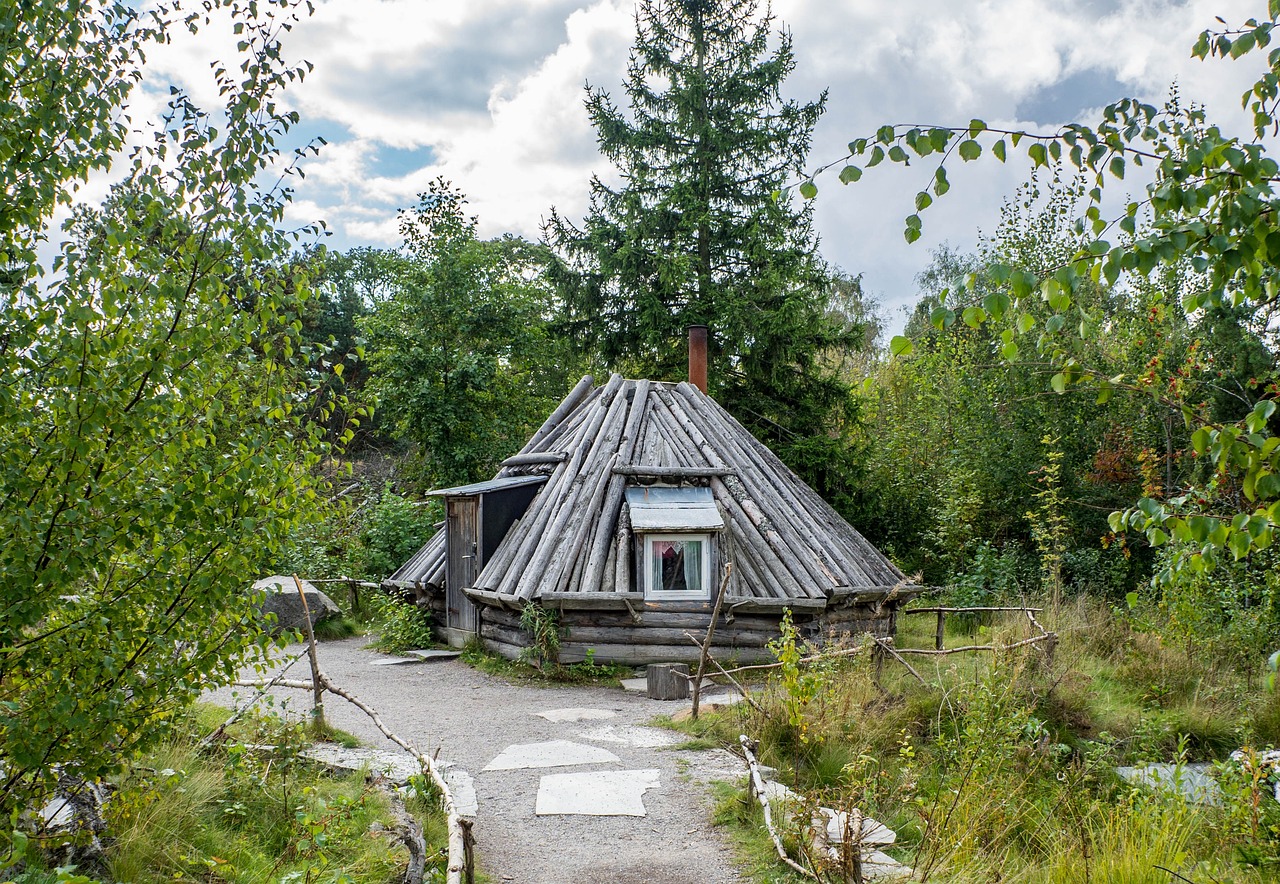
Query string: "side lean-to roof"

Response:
xmin=385 ymin=374 xmax=910 ymax=607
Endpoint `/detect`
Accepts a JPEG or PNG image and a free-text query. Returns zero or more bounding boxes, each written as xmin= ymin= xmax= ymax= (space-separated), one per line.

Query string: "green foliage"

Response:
xmin=458 ymin=640 xmax=627 ymax=685
xmin=276 ymin=482 xmax=440 ymax=583
xmin=362 ymin=179 xmax=582 ymax=490
xmin=368 ymin=596 xmax=435 ymax=655
xmin=1028 ymin=435 xmax=1070 ymax=608
xmin=360 ymin=487 xmax=440 ymax=579
xmin=691 ymin=608 xmax=1276 ymax=882
xmin=518 ymin=604 xmax=562 ymax=670
xmin=96 ymin=709 xmax=428 ymax=884
xmin=855 ymin=167 xmax=1251 ymax=592
xmin=0 ymin=0 xmax=351 ymax=816
xmin=544 ymin=0 xmax=866 ymax=498
xmin=816 ymin=9 xmax=1280 ymax=577
xmin=766 ymin=610 xmax=821 ymax=743
xmin=1154 ymin=533 xmax=1280 ymax=669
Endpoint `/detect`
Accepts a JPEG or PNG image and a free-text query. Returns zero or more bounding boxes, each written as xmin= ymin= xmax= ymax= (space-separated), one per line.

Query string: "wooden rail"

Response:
xmin=902 ymin=606 xmax=1044 ymax=651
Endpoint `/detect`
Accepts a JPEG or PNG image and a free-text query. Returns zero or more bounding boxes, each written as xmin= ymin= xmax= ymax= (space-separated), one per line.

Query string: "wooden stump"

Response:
xmin=647 ymin=662 xmax=690 ymax=700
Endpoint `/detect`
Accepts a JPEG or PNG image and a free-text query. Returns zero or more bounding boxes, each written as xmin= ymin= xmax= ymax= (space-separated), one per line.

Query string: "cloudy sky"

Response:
xmin=134 ymin=0 xmax=1267 ymax=332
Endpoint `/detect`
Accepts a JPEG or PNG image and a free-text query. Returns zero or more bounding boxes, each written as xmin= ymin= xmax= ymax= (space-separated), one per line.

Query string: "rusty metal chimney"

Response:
xmin=687 ymin=324 xmax=708 ymax=393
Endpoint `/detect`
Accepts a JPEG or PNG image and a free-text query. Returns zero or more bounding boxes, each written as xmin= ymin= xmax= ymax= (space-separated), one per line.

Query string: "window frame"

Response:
xmin=642 ymin=532 xmax=712 ymax=601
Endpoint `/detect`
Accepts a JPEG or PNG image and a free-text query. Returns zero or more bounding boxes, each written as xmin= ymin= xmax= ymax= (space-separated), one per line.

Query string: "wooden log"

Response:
xmin=680 ymin=383 xmax=882 ymax=588
xmin=711 ymin=477 xmax=805 ymax=600
xmin=540 ymin=589 xmax=646 ymax=606
xmin=691 ymin=564 xmax=732 ymax=720
xmin=614 ymin=507 xmax=631 ymax=595
xmin=562 ymin=625 xmax=772 ymax=648
xmin=715 ymin=471 xmax=832 ymax=597
xmin=488 ymin=387 xmax=609 ymax=596
xmin=501 ymin=451 xmax=568 ymax=467
xmin=545 ymin=608 xmax=781 ymax=631
xmin=613 ymin=465 xmax=734 ymax=478
xmin=479 ymin=621 xmax=536 ymax=649
xmin=647 ymin=663 xmax=691 ymax=700
xmin=723 ymin=595 xmax=826 ymax=612
xmin=580 ymin=380 xmax=650 ymax=595
xmin=480 ymin=637 xmax=526 ymax=661
xmin=653 ymin=385 xmax=729 ymax=469
xmin=601 ymin=534 xmax=617 ymax=595
xmin=555 ymin=641 xmax=775 ymax=665
xmin=532 ymin=387 xmax=598 ymax=452
xmin=470 ymin=516 xmax=525 ymax=591
xmin=516 ymin=377 xmax=627 ymax=599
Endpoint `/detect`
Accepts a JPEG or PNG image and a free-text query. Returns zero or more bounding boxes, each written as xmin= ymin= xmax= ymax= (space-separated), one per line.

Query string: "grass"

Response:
xmin=18 ymin=704 xmax=451 ymax=884
xmin=459 ymin=640 xmax=631 ymax=686
xmin=312 ymin=614 xmax=362 ymax=641
xmin=669 ymin=596 xmax=1280 ymax=883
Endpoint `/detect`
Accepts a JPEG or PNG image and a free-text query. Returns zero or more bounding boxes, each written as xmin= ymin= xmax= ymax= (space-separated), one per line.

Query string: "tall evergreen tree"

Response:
xmin=546 ymin=0 xmax=863 ymax=498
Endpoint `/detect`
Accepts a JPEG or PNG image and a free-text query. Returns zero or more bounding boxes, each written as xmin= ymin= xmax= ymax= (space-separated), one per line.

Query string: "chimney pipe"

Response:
xmin=688 ymin=325 xmax=708 ymax=393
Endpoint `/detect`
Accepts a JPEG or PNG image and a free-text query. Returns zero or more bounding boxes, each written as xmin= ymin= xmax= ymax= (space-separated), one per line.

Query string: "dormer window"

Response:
xmin=625 ymin=485 xmax=723 ymax=601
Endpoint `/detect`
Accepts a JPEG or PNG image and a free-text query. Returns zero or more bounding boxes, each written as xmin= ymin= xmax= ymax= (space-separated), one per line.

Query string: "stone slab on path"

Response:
xmin=535 ymin=769 xmax=661 ymax=817
xmin=483 ymin=740 xmax=620 ymax=771
xmin=577 ymin=725 xmax=680 ymax=748
xmin=534 ymin=707 xmax=617 ymax=723
xmin=369 ymin=656 xmax=424 ymax=666
xmin=302 ymin=744 xmax=424 ymax=782
xmin=441 ymin=769 xmax=479 ymax=817
xmin=407 ymin=649 xmax=462 ymax=661
xmin=620 ymin=677 xmax=648 ymax=693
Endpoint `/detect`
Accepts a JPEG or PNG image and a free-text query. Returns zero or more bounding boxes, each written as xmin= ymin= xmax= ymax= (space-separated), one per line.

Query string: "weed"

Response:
xmin=518 ymin=604 xmax=561 ymax=670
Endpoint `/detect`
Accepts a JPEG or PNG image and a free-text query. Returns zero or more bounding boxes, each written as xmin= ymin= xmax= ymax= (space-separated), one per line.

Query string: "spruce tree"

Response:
xmin=546 ymin=0 xmax=863 ymax=497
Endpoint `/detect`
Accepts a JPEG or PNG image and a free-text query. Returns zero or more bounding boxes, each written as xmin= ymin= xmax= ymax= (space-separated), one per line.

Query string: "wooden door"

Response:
xmin=445 ymin=497 xmax=479 ymax=634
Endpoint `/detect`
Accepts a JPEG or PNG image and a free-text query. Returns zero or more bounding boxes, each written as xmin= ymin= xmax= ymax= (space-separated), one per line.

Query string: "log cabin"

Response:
xmin=383 ymin=329 xmax=919 ymax=664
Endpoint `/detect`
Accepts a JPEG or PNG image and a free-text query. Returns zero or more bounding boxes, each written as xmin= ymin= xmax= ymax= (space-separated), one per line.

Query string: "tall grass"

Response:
xmin=674 ymin=596 xmax=1280 ymax=883
xmin=97 ymin=707 xmax=437 ymax=884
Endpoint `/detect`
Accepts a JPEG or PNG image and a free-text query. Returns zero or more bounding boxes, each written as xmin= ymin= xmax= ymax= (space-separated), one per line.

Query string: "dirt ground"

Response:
xmin=205 ymin=638 xmax=747 ymax=883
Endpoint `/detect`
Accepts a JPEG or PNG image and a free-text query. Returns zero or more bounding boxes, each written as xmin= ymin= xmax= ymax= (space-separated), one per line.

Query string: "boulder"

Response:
xmin=252 ymin=575 xmax=341 ymax=634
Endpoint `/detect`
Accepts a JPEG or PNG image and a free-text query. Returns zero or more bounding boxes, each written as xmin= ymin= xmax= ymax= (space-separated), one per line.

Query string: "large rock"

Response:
xmin=252 ymin=575 xmax=341 ymax=634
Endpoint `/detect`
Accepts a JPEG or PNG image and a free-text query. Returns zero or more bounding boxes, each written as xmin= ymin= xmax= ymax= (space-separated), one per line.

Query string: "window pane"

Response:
xmin=649 ymin=537 xmax=703 ymax=594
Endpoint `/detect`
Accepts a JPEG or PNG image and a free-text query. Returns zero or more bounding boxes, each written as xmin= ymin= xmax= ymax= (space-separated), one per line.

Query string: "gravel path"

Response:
xmin=206 ymin=638 xmax=747 ymax=883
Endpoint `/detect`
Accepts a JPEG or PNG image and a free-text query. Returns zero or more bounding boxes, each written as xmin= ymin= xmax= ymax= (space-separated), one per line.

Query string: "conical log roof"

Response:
xmin=386 ymin=375 xmax=909 ymax=606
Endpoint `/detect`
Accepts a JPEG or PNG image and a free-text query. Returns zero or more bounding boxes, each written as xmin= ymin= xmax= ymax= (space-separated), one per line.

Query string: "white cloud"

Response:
xmin=116 ymin=0 xmax=1275 ymax=327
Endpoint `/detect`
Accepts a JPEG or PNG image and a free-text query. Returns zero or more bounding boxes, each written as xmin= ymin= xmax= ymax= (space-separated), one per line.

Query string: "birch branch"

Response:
xmin=740 ymin=735 xmax=818 ymax=880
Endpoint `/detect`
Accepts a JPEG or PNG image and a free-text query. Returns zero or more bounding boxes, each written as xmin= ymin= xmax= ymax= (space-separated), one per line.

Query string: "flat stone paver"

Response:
xmin=369 ymin=656 xmax=424 ymax=666
xmin=577 ymin=725 xmax=680 ymax=748
xmin=620 ymin=677 xmax=648 ymax=692
xmin=407 ymin=649 xmax=462 ymax=661
xmin=535 ymin=769 xmax=661 ymax=817
xmin=441 ymin=769 xmax=479 ymax=817
xmin=534 ymin=707 xmax=617 ymax=723
xmin=483 ymin=739 xmax=620 ymax=771
xmin=302 ymin=744 xmax=423 ymax=782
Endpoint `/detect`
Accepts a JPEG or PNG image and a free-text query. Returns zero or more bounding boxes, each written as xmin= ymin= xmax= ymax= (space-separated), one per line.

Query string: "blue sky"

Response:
xmin=131 ymin=0 xmax=1267 ymax=335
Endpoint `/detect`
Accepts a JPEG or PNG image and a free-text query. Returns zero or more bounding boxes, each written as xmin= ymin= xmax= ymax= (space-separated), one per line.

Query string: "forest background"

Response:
xmin=4 ymin=0 xmax=1280 ymax=880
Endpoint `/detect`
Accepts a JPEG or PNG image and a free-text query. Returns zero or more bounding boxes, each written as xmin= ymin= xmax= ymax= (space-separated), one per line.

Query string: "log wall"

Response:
xmin=465 ymin=600 xmax=896 ymax=665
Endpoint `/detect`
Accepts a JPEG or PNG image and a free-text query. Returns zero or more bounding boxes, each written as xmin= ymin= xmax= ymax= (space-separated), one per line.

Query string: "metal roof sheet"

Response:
xmin=625 ymin=485 xmax=724 ymax=531
xmin=426 ymin=475 xmax=548 ymax=497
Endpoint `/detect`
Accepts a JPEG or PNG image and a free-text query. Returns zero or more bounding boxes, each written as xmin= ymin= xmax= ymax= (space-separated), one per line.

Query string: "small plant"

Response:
xmin=519 ymin=604 xmax=562 ymax=670
xmin=767 ymin=610 xmax=822 ymax=744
